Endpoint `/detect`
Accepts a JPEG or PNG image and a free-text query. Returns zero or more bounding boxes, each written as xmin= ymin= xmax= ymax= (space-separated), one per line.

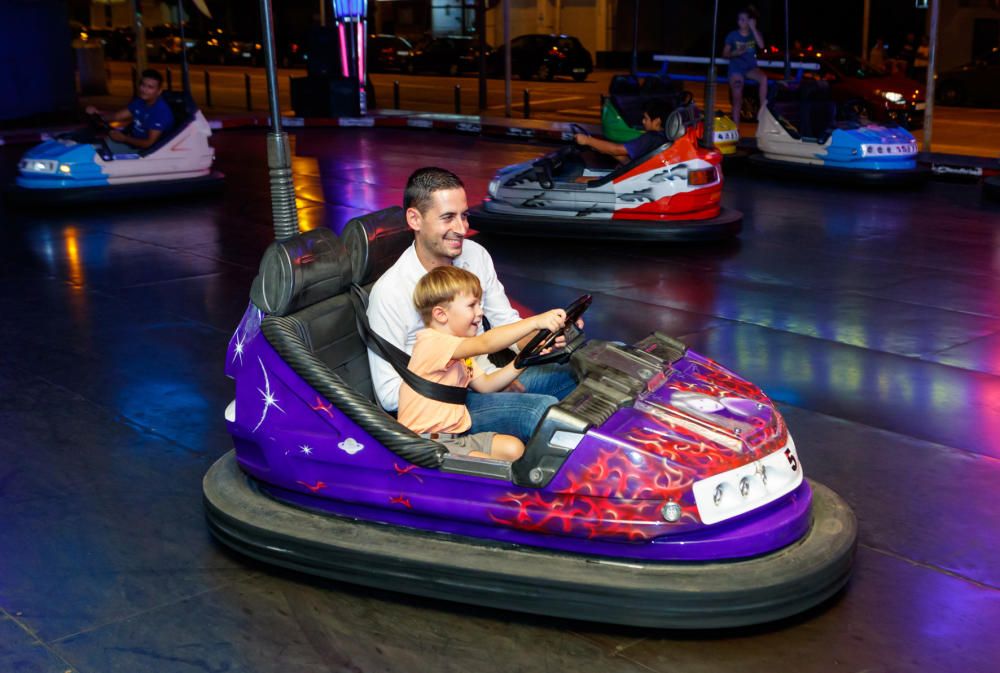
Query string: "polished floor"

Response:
xmin=1 ymin=128 xmax=999 ymax=672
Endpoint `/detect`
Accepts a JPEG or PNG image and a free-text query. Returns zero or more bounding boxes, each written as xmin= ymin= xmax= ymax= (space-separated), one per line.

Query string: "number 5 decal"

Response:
xmin=785 ymin=448 xmax=799 ymax=471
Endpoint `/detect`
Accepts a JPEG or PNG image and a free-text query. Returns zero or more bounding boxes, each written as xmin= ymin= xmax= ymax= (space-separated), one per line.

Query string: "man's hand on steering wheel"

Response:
xmin=85 ymin=110 xmax=113 ymax=135
xmin=514 ymin=295 xmax=592 ymax=369
xmin=552 ymin=316 xmax=585 ymax=349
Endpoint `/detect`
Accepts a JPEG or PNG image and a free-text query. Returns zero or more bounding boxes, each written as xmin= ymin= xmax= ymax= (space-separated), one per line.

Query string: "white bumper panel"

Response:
xmin=692 ymin=436 xmax=804 ymax=525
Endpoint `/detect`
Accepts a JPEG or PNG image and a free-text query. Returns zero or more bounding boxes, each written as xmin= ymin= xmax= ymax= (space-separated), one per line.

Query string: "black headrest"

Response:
xmin=609 ymin=74 xmax=640 ymax=96
xmin=160 ymin=91 xmax=196 ymax=123
xmin=341 ymin=206 xmax=413 ymax=285
xmin=250 ymin=228 xmax=353 ymax=316
xmin=640 ymin=76 xmax=675 ymax=96
xmin=664 ymin=105 xmax=698 ymax=141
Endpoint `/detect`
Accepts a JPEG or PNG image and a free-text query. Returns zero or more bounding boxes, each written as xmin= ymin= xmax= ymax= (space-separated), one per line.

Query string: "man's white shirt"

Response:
xmin=366 ymin=240 xmax=521 ymax=411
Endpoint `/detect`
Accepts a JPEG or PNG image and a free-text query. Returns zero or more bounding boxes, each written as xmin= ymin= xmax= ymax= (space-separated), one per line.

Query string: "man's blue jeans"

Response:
xmin=466 ymin=363 xmax=577 ymax=441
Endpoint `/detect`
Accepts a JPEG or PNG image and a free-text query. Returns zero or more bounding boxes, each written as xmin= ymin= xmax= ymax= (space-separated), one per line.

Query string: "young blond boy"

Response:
xmin=398 ymin=265 xmax=567 ymax=461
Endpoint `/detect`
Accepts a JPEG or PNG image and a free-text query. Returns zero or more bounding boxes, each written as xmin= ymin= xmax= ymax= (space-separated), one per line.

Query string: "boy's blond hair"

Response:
xmin=413 ymin=266 xmax=482 ymax=325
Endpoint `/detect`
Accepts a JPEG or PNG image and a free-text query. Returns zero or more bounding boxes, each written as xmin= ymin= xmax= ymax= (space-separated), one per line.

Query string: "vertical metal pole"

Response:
xmin=130 ymin=0 xmax=147 ymax=75
xmin=631 ymin=0 xmax=639 ymax=78
xmin=922 ymin=0 xmax=939 ymax=151
xmin=862 ymin=0 xmax=871 ymax=64
xmin=704 ymin=0 xmax=719 ymax=148
xmin=260 ymin=0 xmax=299 ymax=241
xmin=477 ymin=0 xmax=487 ymax=110
xmin=245 ymin=72 xmax=253 ymax=110
xmin=783 ymin=0 xmax=790 ymax=80
xmin=523 ymin=89 xmax=530 ymax=118
xmin=178 ymin=2 xmax=191 ymax=94
xmin=204 ymin=70 xmax=212 ymax=107
xmin=394 ymin=80 xmax=400 ymax=109
xmin=504 ymin=0 xmax=511 ymax=117
xmin=454 ymin=85 xmax=461 ymax=114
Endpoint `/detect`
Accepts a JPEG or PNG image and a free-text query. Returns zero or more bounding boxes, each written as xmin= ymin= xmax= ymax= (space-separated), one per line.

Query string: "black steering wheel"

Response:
xmin=514 ymin=294 xmax=592 ymax=369
xmin=569 ymin=122 xmax=591 ymax=139
xmin=87 ymin=112 xmax=113 ymax=134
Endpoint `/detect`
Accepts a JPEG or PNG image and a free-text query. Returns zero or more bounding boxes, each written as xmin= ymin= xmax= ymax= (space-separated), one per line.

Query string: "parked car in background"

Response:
xmin=280 ymin=35 xmax=309 ymax=68
xmin=89 ymin=27 xmax=135 ymax=61
xmin=145 ymin=24 xmax=202 ymax=63
xmin=368 ymin=34 xmax=414 ymax=72
xmin=742 ymin=50 xmax=925 ymax=129
xmin=491 ymin=34 xmax=592 ymax=81
xmin=194 ymin=27 xmax=229 ymax=64
xmin=222 ymin=34 xmax=263 ymax=66
xmin=936 ymin=47 xmax=1000 ymax=108
xmin=807 ymin=51 xmax=925 ymax=128
xmin=408 ymin=35 xmax=493 ymax=75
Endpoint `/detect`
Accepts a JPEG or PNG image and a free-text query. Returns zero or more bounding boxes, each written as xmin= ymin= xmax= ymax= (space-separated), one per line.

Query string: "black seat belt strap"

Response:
xmin=349 ymin=284 xmax=468 ymax=406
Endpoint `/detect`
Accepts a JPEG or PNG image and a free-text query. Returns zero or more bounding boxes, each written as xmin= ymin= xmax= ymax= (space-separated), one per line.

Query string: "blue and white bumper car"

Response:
xmin=750 ymin=81 xmax=927 ymax=186
xmin=10 ymin=92 xmax=223 ymax=205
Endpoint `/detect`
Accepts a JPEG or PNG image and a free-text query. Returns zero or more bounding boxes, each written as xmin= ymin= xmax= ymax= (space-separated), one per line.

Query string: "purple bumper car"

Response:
xmin=203 ymin=207 xmax=856 ymax=628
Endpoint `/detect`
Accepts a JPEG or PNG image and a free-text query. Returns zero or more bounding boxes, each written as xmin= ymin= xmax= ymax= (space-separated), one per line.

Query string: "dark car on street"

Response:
xmin=188 ymin=27 xmax=262 ymax=66
xmin=145 ymin=24 xmax=202 ymax=63
xmin=491 ymin=34 xmax=592 ymax=81
xmin=368 ymin=34 xmax=414 ymax=72
xmin=409 ymin=35 xmax=493 ymax=75
xmin=88 ymin=27 xmax=135 ymax=61
xmin=936 ymin=47 xmax=1000 ymax=108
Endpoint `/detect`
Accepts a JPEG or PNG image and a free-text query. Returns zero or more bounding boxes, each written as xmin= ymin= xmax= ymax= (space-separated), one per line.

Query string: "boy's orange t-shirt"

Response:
xmin=397 ymin=328 xmax=484 ymax=435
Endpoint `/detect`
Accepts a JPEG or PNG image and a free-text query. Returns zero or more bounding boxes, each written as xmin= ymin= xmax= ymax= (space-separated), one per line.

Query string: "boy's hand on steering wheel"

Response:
xmin=108 ymin=129 xmax=127 ymax=142
xmin=574 ymin=133 xmax=589 ymax=146
xmin=532 ymin=308 xmax=567 ymax=334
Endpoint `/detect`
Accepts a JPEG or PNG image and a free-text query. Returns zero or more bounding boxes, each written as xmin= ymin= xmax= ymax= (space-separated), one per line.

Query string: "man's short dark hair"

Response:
xmin=642 ymin=98 xmax=670 ymax=128
xmin=140 ymin=68 xmax=164 ymax=85
xmin=404 ymin=167 xmax=465 ymax=214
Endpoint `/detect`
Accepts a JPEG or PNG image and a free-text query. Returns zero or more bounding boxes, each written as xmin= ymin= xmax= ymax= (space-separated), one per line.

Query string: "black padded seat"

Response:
xmin=250 ymin=228 xmax=375 ymax=401
xmin=767 ymin=80 xmax=839 ymax=143
xmin=285 ymin=293 xmax=375 ymax=401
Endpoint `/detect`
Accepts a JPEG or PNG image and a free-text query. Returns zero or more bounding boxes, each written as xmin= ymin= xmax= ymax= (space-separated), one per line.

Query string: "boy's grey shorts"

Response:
xmin=421 ymin=431 xmax=496 ymax=455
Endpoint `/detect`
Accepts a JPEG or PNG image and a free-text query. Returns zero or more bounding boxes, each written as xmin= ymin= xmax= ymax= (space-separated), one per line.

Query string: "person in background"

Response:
xmin=85 ymin=68 xmax=173 ymax=153
xmin=869 ymin=37 xmax=887 ymax=71
xmin=897 ymin=33 xmax=917 ymax=78
xmin=723 ymin=6 xmax=768 ymax=126
xmin=913 ymin=35 xmax=930 ymax=81
xmin=573 ymin=97 xmax=669 ymax=164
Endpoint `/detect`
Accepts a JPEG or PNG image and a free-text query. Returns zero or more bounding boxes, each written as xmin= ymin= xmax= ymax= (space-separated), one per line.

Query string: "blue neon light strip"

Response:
xmin=332 ymin=0 xmax=367 ymax=20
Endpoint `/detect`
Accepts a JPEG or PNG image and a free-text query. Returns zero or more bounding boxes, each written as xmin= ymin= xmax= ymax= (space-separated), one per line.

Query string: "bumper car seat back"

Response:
xmin=137 ymin=91 xmax=200 ymax=157
xmin=251 ymin=228 xmax=374 ymax=400
xmin=341 ymin=206 xmax=413 ymax=288
xmin=250 ymin=227 xmax=447 ymax=468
